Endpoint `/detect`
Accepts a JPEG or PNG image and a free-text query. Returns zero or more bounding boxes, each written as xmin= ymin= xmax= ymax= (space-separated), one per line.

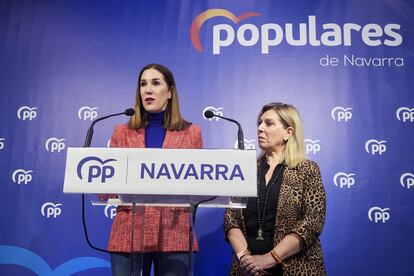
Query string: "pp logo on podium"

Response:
xmin=77 ymin=157 xmax=116 ymax=183
xmin=368 ymin=207 xmax=390 ymax=223
xmin=41 ymin=202 xmax=63 ymax=218
xmin=333 ymin=172 xmax=355 ymax=188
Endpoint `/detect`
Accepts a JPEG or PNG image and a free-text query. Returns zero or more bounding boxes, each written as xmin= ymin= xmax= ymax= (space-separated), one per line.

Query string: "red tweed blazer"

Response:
xmin=107 ymin=124 xmax=203 ymax=253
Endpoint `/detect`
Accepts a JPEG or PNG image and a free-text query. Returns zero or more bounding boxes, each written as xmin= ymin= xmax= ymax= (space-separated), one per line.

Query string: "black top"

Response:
xmin=244 ymin=157 xmax=285 ymax=254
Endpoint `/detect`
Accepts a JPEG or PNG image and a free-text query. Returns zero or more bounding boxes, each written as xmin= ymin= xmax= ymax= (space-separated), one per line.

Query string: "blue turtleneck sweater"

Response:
xmin=145 ymin=111 xmax=166 ymax=148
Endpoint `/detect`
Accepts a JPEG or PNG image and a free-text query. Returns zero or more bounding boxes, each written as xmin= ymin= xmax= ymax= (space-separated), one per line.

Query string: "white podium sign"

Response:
xmin=63 ymin=147 xmax=257 ymax=197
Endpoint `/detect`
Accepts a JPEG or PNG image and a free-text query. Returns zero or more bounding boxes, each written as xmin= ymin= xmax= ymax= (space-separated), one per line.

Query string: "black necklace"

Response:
xmin=256 ymin=163 xmax=284 ymax=240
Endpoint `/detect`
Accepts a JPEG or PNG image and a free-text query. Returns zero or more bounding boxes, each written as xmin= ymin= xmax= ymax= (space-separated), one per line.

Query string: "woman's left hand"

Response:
xmin=240 ymin=253 xmax=275 ymax=275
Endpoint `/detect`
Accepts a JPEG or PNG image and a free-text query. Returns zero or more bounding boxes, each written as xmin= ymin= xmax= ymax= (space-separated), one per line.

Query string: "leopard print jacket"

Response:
xmin=224 ymin=159 xmax=326 ymax=275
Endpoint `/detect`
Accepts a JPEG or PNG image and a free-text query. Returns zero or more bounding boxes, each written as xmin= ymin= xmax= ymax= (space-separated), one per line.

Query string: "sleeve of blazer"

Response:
xmin=290 ymin=160 xmax=326 ymax=249
xmin=223 ymin=208 xmax=244 ymax=242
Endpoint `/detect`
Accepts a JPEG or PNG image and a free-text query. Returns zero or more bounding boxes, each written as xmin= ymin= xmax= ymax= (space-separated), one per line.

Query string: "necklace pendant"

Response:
xmin=256 ymin=228 xmax=264 ymax=240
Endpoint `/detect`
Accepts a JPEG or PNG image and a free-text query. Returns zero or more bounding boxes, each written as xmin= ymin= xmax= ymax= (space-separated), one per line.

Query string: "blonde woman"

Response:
xmin=224 ymin=103 xmax=326 ymax=275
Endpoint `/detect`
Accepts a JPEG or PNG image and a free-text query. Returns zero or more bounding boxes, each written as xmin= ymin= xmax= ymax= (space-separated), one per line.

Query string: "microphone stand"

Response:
xmin=81 ymin=109 xmax=134 ymax=254
xmin=207 ymin=113 xmax=246 ymax=206
xmin=187 ymin=112 xmax=246 ymax=274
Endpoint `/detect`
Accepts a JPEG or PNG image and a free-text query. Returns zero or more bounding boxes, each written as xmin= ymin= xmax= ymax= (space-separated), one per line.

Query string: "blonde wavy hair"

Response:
xmin=258 ymin=102 xmax=306 ymax=167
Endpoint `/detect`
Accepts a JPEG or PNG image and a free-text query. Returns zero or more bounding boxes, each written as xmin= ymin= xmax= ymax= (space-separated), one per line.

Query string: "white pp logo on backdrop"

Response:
xmin=305 ymin=139 xmax=321 ymax=154
xmin=41 ymin=202 xmax=63 ymax=218
xmin=202 ymin=106 xmax=224 ymax=121
xmin=104 ymin=205 xmax=117 ymax=219
xmin=396 ymin=107 xmax=414 ymax=123
xmin=331 ymin=107 xmax=352 ymax=122
xmin=78 ymin=106 xmax=98 ymax=121
xmin=234 ymin=139 xmax=256 ymax=150
xmin=368 ymin=207 xmax=390 ymax=223
xmin=0 ymin=138 xmax=5 ymax=150
xmin=45 ymin=138 xmax=66 ymax=153
xmin=400 ymin=173 xmax=414 ymax=189
xmin=365 ymin=139 xmax=387 ymax=155
xmin=12 ymin=169 xmax=33 ymax=184
xmin=17 ymin=106 xmax=38 ymax=121
xmin=333 ymin=172 xmax=355 ymax=188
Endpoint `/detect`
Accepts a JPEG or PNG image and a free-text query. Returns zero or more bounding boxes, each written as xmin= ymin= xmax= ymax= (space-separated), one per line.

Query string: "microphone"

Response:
xmin=81 ymin=107 xmax=135 ymax=255
xmin=83 ymin=108 xmax=135 ymax=147
xmin=204 ymin=110 xmax=245 ymax=150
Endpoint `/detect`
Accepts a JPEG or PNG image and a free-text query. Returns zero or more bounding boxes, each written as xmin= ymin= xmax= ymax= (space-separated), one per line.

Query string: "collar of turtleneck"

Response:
xmin=147 ymin=111 xmax=165 ymax=126
xmin=145 ymin=111 xmax=166 ymax=148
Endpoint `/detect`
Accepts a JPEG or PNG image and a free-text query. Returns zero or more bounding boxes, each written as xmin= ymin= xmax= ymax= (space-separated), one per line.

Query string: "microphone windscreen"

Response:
xmin=125 ymin=108 xmax=135 ymax=116
xmin=204 ymin=110 xmax=215 ymax=118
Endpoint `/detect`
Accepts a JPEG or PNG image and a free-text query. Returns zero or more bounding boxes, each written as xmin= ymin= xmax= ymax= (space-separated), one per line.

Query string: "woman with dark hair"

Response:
xmin=106 ymin=64 xmax=203 ymax=275
xmin=224 ymin=103 xmax=326 ymax=275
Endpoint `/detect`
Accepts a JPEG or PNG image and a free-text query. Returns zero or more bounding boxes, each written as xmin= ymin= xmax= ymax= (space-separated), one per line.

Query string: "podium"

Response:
xmin=63 ymin=147 xmax=257 ymax=275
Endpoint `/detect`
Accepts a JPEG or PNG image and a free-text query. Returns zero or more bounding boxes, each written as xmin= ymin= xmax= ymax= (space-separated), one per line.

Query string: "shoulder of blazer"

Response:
xmin=113 ymin=124 xmax=129 ymax=134
xmin=284 ymin=159 xmax=320 ymax=179
xmin=113 ymin=124 xmax=144 ymax=135
xmin=111 ymin=124 xmax=144 ymax=147
xmin=186 ymin=124 xmax=201 ymax=135
xmin=164 ymin=124 xmax=202 ymax=149
xmin=287 ymin=159 xmax=319 ymax=171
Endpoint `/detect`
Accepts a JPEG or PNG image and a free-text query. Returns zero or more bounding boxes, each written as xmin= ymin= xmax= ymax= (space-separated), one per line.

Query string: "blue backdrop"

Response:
xmin=1 ymin=0 xmax=413 ymax=275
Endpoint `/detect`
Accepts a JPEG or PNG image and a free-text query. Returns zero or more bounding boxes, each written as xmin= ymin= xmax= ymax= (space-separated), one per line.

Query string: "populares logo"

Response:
xmin=365 ymin=139 xmax=387 ymax=155
xmin=104 ymin=205 xmax=117 ymax=219
xmin=45 ymin=137 xmax=66 ymax=153
xmin=396 ymin=107 xmax=414 ymax=123
xmin=234 ymin=139 xmax=256 ymax=150
xmin=305 ymin=139 xmax=321 ymax=154
xmin=400 ymin=173 xmax=414 ymax=189
xmin=202 ymin=106 xmax=224 ymax=121
xmin=331 ymin=106 xmax=352 ymax=122
xmin=190 ymin=9 xmax=402 ymax=54
xmin=17 ymin=106 xmax=38 ymax=120
xmin=12 ymin=169 xmax=33 ymax=184
xmin=41 ymin=202 xmax=63 ymax=218
xmin=368 ymin=207 xmax=390 ymax=223
xmin=0 ymin=138 xmax=5 ymax=150
xmin=77 ymin=157 xmax=116 ymax=183
xmin=78 ymin=106 xmax=98 ymax=121
xmin=333 ymin=172 xmax=355 ymax=188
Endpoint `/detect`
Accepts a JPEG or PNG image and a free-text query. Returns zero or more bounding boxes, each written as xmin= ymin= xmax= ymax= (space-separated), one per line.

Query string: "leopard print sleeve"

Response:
xmin=290 ymin=160 xmax=326 ymax=249
xmin=223 ymin=208 xmax=244 ymax=242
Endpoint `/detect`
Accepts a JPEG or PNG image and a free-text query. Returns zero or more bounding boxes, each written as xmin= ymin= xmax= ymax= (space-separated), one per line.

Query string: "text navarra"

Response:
xmin=140 ymin=163 xmax=245 ymax=180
